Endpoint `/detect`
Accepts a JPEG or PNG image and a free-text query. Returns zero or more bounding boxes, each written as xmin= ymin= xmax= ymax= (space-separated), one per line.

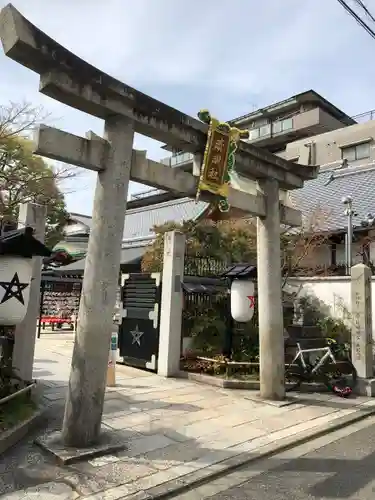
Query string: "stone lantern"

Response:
xmin=0 ymin=226 xmax=51 ymax=325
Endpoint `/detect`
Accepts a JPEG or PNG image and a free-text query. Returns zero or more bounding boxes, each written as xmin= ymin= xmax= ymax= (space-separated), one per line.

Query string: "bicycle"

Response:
xmin=285 ymin=337 xmax=357 ymax=398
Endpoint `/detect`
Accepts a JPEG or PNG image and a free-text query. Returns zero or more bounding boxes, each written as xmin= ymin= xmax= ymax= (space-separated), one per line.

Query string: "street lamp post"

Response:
xmin=360 ymin=213 xmax=375 ymax=267
xmin=342 ymin=195 xmax=354 ymax=275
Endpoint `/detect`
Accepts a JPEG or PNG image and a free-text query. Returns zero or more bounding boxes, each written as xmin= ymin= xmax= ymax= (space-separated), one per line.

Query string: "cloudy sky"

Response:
xmin=0 ymin=0 xmax=374 ymax=215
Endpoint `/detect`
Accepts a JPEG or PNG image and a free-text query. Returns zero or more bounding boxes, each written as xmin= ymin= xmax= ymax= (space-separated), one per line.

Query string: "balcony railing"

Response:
xmin=130 ymin=188 xmax=166 ymax=200
xmin=351 ymin=110 xmax=375 ymax=123
xmin=248 ymin=117 xmax=294 ymax=141
xmin=160 ymin=118 xmax=295 ymax=168
xmin=161 ymin=152 xmax=194 ymax=167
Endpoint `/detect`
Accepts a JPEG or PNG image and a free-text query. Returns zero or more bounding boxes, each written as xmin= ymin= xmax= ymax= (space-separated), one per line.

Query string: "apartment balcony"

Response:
xmin=160 ymin=151 xmax=193 ymax=168
xmin=160 ymin=107 xmax=347 ymax=167
xmin=246 ymin=107 xmax=347 ymax=151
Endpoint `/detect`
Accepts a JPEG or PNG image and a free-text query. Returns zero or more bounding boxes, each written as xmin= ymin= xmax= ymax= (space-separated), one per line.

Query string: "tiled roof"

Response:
xmin=70 ymin=197 xmax=208 ymax=242
xmin=55 ymin=245 xmax=147 ymax=273
xmin=70 ymin=164 xmax=375 ymax=240
xmin=289 ymin=164 xmax=375 ymax=232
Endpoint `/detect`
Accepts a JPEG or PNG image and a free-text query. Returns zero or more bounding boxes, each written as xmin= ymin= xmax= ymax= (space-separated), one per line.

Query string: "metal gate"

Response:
xmin=118 ymin=273 xmax=162 ymax=371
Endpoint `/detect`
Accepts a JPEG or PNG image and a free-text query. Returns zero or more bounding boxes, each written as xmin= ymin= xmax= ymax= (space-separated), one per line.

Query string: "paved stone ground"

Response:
xmin=2 ymin=334 xmax=375 ymax=499
xmin=179 ymin=414 xmax=375 ymax=499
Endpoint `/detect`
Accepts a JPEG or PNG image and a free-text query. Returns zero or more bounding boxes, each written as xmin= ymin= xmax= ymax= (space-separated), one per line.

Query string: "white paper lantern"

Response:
xmin=230 ymin=279 xmax=255 ymax=322
xmin=0 ymin=256 xmax=33 ymax=325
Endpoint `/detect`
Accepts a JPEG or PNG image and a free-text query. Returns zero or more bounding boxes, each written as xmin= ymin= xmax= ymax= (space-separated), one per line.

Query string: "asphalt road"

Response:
xmin=175 ymin=414 xmax=375 ymax=500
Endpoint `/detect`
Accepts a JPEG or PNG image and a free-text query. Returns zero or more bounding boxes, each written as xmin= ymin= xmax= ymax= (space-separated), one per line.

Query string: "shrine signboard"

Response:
xmin=199 ymin=120 xmax=230 ymax=197
xmin=197 ymin=110 xmax=249 ymax=213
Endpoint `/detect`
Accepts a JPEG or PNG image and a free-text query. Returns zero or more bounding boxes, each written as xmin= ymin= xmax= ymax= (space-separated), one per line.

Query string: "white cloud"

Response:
xmin=1 ymin=0 xmax=375 ymax=214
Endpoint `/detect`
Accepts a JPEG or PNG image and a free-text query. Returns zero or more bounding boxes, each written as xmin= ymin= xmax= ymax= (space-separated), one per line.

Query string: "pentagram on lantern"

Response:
xmin=0 ymin=272 xmax=29 ymax=305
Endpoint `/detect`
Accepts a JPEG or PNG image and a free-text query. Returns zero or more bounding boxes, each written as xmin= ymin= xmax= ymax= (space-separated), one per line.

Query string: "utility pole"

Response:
xmin=61 ymin=116 xmax=134 ymax=447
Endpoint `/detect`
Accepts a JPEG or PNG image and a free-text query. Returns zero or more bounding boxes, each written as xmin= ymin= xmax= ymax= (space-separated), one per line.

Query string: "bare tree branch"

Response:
xmin=281 ymin=206 xmax=333 ymax=286
xmin=0 ymin=100 xmax=81 ymax=245
xmin=0 ymin=101 xmax=51 ymax=141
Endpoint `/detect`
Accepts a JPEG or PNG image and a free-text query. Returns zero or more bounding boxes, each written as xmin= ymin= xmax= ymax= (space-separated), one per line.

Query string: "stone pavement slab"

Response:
xmin=173 ymin=415 xmax=375 ymax=500
xmin=5 ymin=481 xmax=79 ymax=499
xmin=2 ymin=334 xmax=375 ymax=499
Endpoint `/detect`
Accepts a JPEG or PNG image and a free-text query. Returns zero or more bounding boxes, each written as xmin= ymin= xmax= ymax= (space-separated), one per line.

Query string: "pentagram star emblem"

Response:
xmin=0 ymin=272 xmax=29 ymax=305
xmin=247 ymin=295 xmax=255 ymax=309
xmin=130 ymin=325 xmax=144 ymax=346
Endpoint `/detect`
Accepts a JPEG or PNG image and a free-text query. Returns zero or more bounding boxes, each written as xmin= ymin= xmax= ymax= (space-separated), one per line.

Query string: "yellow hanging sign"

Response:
xmin=197 ymin=109 xmax=249 ymax=212
xmin=199 ymin=116 xmax=231 ymax=198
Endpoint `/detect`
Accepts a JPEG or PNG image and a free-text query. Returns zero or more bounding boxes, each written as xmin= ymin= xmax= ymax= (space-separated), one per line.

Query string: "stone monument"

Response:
xmin=351 ymin=263 xmax=375 ymax=395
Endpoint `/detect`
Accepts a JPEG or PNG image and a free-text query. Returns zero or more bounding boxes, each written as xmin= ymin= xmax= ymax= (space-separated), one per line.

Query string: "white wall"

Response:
xmin=286 ymin=275 xmax=375 ymax=339
xmin=284 ymin=119 xmax=375 ymax=166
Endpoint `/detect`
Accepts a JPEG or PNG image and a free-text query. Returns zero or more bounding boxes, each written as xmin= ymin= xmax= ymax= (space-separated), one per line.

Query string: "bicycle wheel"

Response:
xmin=285 ymin=364 xmax=304 ymax=392
xmin=323 ymin=360 xmax=357 ymax=398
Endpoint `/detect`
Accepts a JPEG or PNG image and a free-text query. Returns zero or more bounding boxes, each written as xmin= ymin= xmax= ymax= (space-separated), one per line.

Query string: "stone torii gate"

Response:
xmin=0 ymin=4 xmax=317 ymax=448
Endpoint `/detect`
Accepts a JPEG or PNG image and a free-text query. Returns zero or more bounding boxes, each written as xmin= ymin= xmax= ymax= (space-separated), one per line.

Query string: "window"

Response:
xmin=282 ymin=118 xmax=293 ymax=131
xmin=272 ymin=118 xmax=293 ymax=135
xmin=253 ymin=118 xmax=269 ymax=128
xmin=249 ymin=128 xmax=260 ymax=140
xmin=342 ymin=142 xmax=370 ymax=162
xmin=259 ymin=124 xmax=271 ymax=137
xmin=272 ymin=121 xmax=282 ymax=134
xmin=169 ymin=152 xmax=193 ymax=167
xmin=249 ymin=117 xmax=292 ymax=141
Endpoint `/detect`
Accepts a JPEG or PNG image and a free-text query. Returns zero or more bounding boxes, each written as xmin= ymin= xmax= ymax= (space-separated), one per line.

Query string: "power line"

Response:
xmin=336 ymin=0 xmax=375 ymax=40
xmin=337 ymin=0 xmax=375 ymax=38
xmin=353 ymin=0 xmax=375 ymax=24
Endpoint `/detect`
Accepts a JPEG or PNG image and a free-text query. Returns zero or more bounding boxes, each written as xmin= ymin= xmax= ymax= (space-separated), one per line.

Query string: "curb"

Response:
xmin=0 ymin=405 xmax=49 ymax=456
xmin=178 ymin=371 xmax=328 ymax=392
xmin=178 ymin=371 xmax=259 ymax=390
xmin=141 ymin=405 xmax=375 ymax=500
